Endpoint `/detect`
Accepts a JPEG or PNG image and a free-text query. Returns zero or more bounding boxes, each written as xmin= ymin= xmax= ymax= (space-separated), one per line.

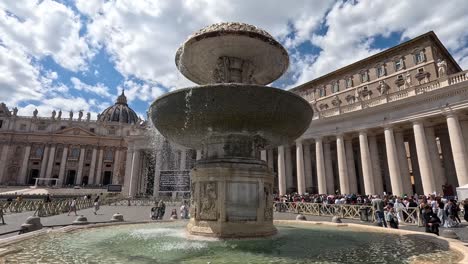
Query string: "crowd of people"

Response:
xmin=274 ymin=193 xmax=468 ymax=236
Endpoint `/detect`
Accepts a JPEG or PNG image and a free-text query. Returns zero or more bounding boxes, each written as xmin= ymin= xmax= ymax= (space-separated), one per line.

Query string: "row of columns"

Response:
xmin=275 ymin=113 xmax=468 ymax=196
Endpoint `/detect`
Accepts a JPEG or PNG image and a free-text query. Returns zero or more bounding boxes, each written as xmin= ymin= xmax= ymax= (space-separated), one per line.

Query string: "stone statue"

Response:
xmin=33 ymin=109 xmax=38 ymax=118
xmin=377 ymin=81 xmax=390 ymax=95
xmin=51 ymin=110 xmax=56 ymax=120
xmin=78 ymin=110 xmax=83 ymax=121
xmin=57 ymin=110 xmax=62 ymax=120
xmin=12 ymin=107 xmax=18 ymax=116
xmin=69 ymin=110 xmax=73 ymax=120
xmin=404 ymin=71 xmax=412 ymax=89
xmin=437 ymin=59 xmax=447 ymax=77
xmin=86 ymin=112 xmax=91 ymax=121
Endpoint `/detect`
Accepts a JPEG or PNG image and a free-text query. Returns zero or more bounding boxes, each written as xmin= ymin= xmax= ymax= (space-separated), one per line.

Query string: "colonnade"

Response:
xmin=274 ymin=113 xmax=468 ymax=196
xmin=0 ymin=143 xmax=123 ymax=186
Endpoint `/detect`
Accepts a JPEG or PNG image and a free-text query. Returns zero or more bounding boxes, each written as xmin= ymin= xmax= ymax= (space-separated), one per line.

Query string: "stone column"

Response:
xmin=296 ymin=141 xmax=305 ymax=194
xmin=303 ymin=143 xmax=313 ymax=192
xmin=315 ymin=138 xmax=327 ymax=194
xmin=45 ymin=144 xmax=56 ymax=178
xmin=0 ymin=144 xmax=10 ymax=183
xmin=408 ymin=137 xmax=424 ymax=194
xmin=112 ymin=149 xmax=121 ymax=184
xmin=39 ymin=145 xmax=50 ymax=178
xmin=324 ymin=141 xmax=335 ymax=194
xmin=460 ymin=120 xmax=468 ymax=152
xmin=267 ymin=149 xmax=274 ymax=169
xmin=369 ymin=135 xmax=384 ymax=194
xmin=446 ymin=114 xmax=468 ymax=186
xmin=88 ymin=147 xmax=98 ymax=184
xmin=76 ymin=146 xmax=86 ymax=185
xmin=336 ymin=135 xmax=349 ymax=194
xmin=123 ymin=148 xmax=134 ymax=196
xmin=180 ymin=149 xmax=187 ymax=170
xmin=384 ymin=127 xmax=404 ymax=196
xmin=413 ymin=121 xmax=437 ymax=194
xmin=129 ymin=150 xmax=141 ymax=196
xmin=359 ymin=131 xmax=375 ymax=195
xmin=58 ymin=145 xmax=68 ymax=185
xmin=425 ymin=126 xmax=445 ymax=194
xmin=345 ymin=139 xmax=358 ymax=194
xmin=260 ymin=150 xmax=267 ymax=162
xmin=277 ymin=146 xmax=286 ymax=195
xmin=285 ymin=145 xmax=293 ymax=191
xmin=196 ymin=150 xmax=202 ymax=160
xmin=395 ymin=132 xmax=413 ymax=195
xmin=95 ymin=148 xmax=104 ymax=185
xmin=19 ymin=145 xmax=31 ymax=184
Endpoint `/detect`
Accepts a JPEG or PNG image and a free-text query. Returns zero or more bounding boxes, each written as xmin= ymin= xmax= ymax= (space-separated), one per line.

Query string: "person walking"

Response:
xmin=372 ymin=195 xmax=387 ymax=227
xmin=93 ymin=195 xmax=100 ymax=215
xmin=67 ymin=198 xmax=78 ymax=216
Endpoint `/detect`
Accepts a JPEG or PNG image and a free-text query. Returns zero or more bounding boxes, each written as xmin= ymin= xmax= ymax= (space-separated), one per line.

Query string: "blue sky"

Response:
xmin=0 ymin=0 xmax=467 ymax=119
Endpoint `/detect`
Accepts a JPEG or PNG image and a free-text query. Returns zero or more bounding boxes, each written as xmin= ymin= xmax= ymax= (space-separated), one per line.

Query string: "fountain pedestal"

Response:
xmin=188 ymin=160 xmax=276 ymax=237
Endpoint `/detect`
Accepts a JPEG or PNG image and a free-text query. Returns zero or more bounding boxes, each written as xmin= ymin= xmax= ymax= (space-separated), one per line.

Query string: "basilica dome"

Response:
xmin=98 ymin=91 xmax=139 ymax=124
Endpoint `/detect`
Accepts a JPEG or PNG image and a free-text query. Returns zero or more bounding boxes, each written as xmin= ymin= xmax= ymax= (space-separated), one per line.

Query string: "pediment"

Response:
xmin=55 ymin=126 xmax=96 ymax=136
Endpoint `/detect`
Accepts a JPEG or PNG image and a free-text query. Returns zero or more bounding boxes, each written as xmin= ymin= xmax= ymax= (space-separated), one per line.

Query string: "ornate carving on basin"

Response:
xmin=199 ymin=182 xmax=218 ymax=221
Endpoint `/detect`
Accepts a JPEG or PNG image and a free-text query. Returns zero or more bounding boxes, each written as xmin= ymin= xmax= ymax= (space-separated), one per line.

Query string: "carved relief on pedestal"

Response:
xmin=264 ymin=184 xmax=273 ymax=221
xmin=198 ymin=182 xmax=218 ymax=220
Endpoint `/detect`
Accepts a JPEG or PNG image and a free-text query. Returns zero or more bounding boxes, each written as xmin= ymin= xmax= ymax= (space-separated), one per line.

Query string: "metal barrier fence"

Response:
xmin=106 ymin=198 xmax=187 ymax=207
xmin=274 ymin=202 xmax=422 ymax=226
xmin=0 ymin=199 xmax=95 ymax=217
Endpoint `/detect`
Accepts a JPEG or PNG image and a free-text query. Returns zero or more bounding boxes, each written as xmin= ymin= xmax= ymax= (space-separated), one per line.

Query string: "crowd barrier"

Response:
xmin=0 ymin=199 xmax=95 ymax=217
xmin=274 ymin=202 xmax=423 ymax=226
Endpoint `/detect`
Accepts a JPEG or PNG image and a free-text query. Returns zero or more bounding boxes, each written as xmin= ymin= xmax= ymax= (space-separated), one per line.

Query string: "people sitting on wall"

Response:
xmin=170 ymin=209 xmax=178 ymax=220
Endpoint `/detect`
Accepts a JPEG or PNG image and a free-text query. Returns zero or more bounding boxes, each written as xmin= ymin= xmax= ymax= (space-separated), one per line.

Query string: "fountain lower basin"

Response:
xmin=1 ymin=221 xmax=465 ymax=263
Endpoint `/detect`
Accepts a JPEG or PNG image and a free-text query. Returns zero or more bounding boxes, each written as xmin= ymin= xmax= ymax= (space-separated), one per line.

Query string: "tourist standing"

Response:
xmin=463 ymin=199 xmax=468 ymax=222
xmin=372 ymin=196 xmax=387 ymax=227
xmin=67 ymin=198 xmax=78 ymax=216
xmin=93 ymin=195 xmax=100 ymax=215
xmin=385 ymin=206 xmax=398 ymax=229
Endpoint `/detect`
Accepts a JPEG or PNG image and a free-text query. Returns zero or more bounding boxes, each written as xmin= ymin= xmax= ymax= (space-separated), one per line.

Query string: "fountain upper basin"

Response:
xmin=150 ymin=83 xmax=313 ymax=150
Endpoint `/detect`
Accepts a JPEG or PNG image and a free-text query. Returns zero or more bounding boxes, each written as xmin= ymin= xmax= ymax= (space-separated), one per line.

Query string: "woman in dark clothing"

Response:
xmin=425 ymin=210 xmax=441 ymax=236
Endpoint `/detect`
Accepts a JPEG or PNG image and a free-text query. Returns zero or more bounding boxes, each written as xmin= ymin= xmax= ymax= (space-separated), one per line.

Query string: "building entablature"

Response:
xmin=299 ymin=77 xmax=468 ymax=140
xmin=290 ymin=32 xmax=463 ymax=121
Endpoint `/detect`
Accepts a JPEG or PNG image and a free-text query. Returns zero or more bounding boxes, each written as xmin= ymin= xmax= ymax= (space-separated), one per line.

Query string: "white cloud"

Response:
xmin=0 ymin=45 xmax=43 ymax=105
xmin=119 ymin=79 xmax=166 ymax=103
xmin=18 ymin=96 xmax=101 ymax=120
xmin=70 ymin=77 xmax=111 ymax=98
xmin=79 ymin=0 xmax=333 ymax=88
xmin=0 ymin=0 xmax=92 ymax=71
xmin=291 ymin=0 xmax=468 ymax=86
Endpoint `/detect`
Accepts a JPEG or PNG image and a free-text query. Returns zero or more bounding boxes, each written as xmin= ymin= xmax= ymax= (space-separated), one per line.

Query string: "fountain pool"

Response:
xmin=1 ymin=221 xmax=463 ymax=264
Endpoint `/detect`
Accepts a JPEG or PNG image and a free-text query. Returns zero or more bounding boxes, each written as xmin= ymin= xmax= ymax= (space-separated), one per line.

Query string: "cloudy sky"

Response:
xmin=1 ymin=0 xmax=467 ymax=119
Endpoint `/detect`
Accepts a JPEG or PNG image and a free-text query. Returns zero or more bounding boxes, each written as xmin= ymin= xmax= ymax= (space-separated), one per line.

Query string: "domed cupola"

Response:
xmin=98 ymin=90 xmax=139 ymax=124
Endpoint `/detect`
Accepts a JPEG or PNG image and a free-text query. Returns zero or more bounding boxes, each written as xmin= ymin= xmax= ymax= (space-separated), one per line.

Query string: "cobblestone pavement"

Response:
xmin=0 ymin=207 xmax=467 ymax=242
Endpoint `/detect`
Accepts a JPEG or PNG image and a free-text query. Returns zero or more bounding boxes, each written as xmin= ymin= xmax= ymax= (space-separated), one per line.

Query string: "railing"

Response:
xmin=274 ymin=202 xmax=422 ymax=226
xmin=0 ymin=199 xmax=94 ymax=217
xmin=106 ymin=197 xmax=188 ymax=207
xmin=309 ymin=70 xmax=468 ymax=119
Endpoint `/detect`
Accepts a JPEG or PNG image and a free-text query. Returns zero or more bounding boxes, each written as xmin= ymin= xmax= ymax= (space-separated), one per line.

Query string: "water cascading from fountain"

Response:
xmin=150 ymin=22 xmax=313 ymax=238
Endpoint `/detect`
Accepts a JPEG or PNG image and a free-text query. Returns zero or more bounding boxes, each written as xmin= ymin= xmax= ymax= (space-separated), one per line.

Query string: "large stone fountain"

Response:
xmin=150 ymin=22 xmax=313 ymax=238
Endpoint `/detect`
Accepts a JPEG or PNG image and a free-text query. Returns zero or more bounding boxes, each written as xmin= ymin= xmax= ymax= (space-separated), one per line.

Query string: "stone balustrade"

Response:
xmin=307 ymin=70 xmax=468 ymax=119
